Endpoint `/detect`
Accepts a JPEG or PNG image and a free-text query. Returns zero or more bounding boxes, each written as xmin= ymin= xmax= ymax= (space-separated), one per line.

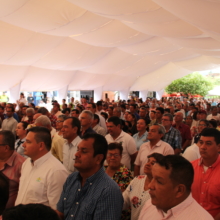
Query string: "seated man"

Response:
xmin=15 ymin=127 xmax=68 ymax=209
xmin=56 ymin=133 xmax=123 ymax=220
xmin=139 ymin=155 xmax=213 ymax=220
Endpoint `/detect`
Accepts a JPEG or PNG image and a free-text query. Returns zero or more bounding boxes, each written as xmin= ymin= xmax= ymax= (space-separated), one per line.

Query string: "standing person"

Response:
xmin=17 ymin=93 xmax=27 ymax=106
xmin=173 ymin=111 xmax=192 ymax=151
xmin=191 ymin=128 xmax=220 ymax=219
xmin=0 ymin=130 xmax=25 ymax=209
xmin=123 ymin=153 xmax=164 ymax=220
xmin=15 ymin=121 xmax=29 ymax=157
xmin=127 ymin=113 xmax=137 ymax=135
xmin=139 ymin=155 xmax=213 ymax=220
xmin=134 ymin=124 xmax=174 ymax=176
xmin=62 ymin=117 xmax=82 ymax=174
xmin=106 ymin=116 xmax=137 ymax=169
xmin=2 ymin=107 xmax=18 ymax=136
xmin=133 ymin=119 xmax=148 ymax=150
xmin=15 ymin=127 xmax=68 ymax=209
xmin=162 ymin=113 xmax=182 ymax=154
xmin=27 ymin=93 xmax=34 ymax=104
xmin=56 ymin=133 xmax=123 ymax=220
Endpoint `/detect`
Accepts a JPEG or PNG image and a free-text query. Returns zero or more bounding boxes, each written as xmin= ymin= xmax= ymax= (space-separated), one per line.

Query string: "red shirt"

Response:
xmin=48 ymin=114 xmax=57 ymax=128
xmin=173 ymin=123 xmax=192 ymax=145
xmin=191 ymin=155 xmax=220 ymax=218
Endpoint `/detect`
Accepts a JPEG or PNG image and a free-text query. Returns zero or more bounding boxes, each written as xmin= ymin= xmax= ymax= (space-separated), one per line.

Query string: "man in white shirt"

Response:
xmin=15 ymin=127 xmax=68 ymax=209
xmin=92 ymin=114 xmax=106 ymax=136
xmin=2 ymin=107 xmax=18 ymax=136
xmin=105 ymin=116 xmax=137 ymax=169
xmin=86 ymin=103 xmax=107 ymax=132
xmin=138 ymin=155 xmax=213 ymax=220
xmin=134 ymin=124 xmax=174 ymax=176
xmin=62 ymin=117 xmax=82 ymax=174
xmin=207 ymin=106 xmax=220 ymax=122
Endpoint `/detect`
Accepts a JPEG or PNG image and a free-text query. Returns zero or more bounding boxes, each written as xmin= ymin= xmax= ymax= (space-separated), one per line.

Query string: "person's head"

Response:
xmin=52 ymin=103 xmax=60 ymax=113
xmin=79 ymin=110 xmax=94 ymax=128
xmin=6 ymin=107 xmax=14 ymax=118
xmin=62 ymin=99 xmax=66 ymax=104
xmin=161 ymin=113 xmax=173 ymax=128
xmin=107 ymin=116 xmax=121 ymax=137
xmin=127 ymin=112 xmax=136 ymax=123
xmin=129 ymin=104 xmax=136 ymax=113
xmin=150 ymin=110 xmax=156 ymax=120
xmin=0 ymin=130 xmax=15 ymax=160
xmin=174 ymin=111 xmax=183 ymax=123
xmin=20 ymin=93 xmax=24 ymax=98
xmin=197 ymin=119 xmax=209 ymax=134
xmin=0 ymin=172 xmax=9 ymax=215
xmin=168 ymin=105 xmax=174 ymax=114
xmin=86 ymin=103 xmax=96 ymax=114
xmin=56 ymin=115 xmax=68 ymax=131
xmin=92 ymin=114 xmax=100 ymax=127
xmin=149 ymin=155 xmax=194 ymax=212
xmin=113 ymin=107 xmax=121 ymax=118
xmin=74 ymin=133 xmax=108 ymax=172
xmin=198 ymin=110 xmax=207 ymax=120
xmin=101 ymin=112 xmax=108 ymax=121
xmin=185 ymin=115 xmax=193 ymax=127
xmin=106 ymin=143 xmax=123 ymax=169
xmin=198 ymin=128 xmax=220 ymax=163
xmin=62 ymin=117 xmax=81 ymax=141
xmin=71 ymin=109 xmax=80 ymax=118
xmin=139 ymin=107 xmax=146 ymax=118
xmin=62 ymin=104 xmax=67 ymax=111
xmin=209 ymin=119 xmax=218 ymax=128
xmin=24 ymin=127 xmax=52 ymax=160
xmin=62 ymin=108 xmax=70 ymax=116
xmin=211 ymin=106 xmax=218 ymax=116
xmin=35 ymin=115 xmax=51 ymax=130
xmin=22 ymin=106 xmax=28 ymax=115
xmin=107 ymin=106 xmax=113 ymax=116
xmin=177 ymin=103 xmax=182 ymax=110
xmin=16 ymin=122 xmax=28 ymax=139
xmin=136 ymin=119 xmax=147 ymax=132
xmin=2 ymin=204 xmax=60 ymax=220
xmin=0 ymin=106 xmax=4 ymax=114
xmin=143 ymin=153 xmax=164 ymax=177
xmin=148 ymin=124 xmax=165 ymax=142
xmin=96 ymin=101 xmax=103 ymax=111
xmin=38 ymin=107 xmax=49 ymax=115
xmin=26 ymin=108 xmax=35 ymax=119
xmin=156 ymin=107 xmax=164 ymax=120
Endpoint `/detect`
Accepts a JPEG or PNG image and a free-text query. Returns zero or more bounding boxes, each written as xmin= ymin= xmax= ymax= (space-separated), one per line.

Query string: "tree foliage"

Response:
xmin=165 ymin=72 xmax=214 ymax=96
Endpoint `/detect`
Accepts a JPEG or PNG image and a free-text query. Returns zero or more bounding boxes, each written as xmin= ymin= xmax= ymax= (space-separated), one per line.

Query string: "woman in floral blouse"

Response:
xmin=105 ymin=143 xmax=133 ymax=192
xmin=123 ymin=153 xmax=164 ymax=220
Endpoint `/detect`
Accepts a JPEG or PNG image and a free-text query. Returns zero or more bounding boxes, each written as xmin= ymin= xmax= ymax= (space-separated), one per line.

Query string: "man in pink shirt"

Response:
xmin=134 ymin=124 xmax=174 ymax=176
xmin=139 ymin=155 xmax=213 ymax=220
xmin=0 ymin=130 xmax=25 ymax=208
xmin=191 ymin=128 xmax=220 ymax=219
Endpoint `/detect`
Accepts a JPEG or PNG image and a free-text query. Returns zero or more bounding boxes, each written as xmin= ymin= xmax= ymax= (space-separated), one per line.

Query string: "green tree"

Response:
xmin=165 ymin=72 xmax=214 ymax=96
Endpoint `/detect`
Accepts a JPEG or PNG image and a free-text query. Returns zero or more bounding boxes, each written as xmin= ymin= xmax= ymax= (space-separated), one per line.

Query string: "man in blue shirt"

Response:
xmin=56 ymin=133 xmax=123 ymax=220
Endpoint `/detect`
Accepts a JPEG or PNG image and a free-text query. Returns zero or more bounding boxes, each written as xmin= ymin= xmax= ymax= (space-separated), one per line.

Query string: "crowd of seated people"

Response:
xmin=0 ymin=95 xmax=220 ymax=219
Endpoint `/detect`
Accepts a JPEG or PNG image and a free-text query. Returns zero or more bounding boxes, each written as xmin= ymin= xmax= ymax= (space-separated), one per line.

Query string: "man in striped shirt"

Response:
xmin=139 ymin=155 xmax=213 ymax=220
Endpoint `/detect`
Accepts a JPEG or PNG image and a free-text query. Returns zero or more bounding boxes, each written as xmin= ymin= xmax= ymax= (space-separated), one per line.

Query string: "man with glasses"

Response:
xmin=162 ymin=113 xmax=182 ymax=155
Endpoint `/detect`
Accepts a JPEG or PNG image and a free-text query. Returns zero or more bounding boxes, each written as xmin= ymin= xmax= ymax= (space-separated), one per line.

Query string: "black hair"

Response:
xmin=83 ymin=133 xmax=108 ymax=165
xmin=108 ymin=116 xmax=121 ymax=126
xmin=209 ymin=120 xmax=218 ymax=128
xmin=156 ymin=107 xmax=164 ymax=114
xmin=88 ymin=103 xmax=96 ymax=109
xmin=72 ymin=109 xmax=79 ymax=114
xmin=93 ymin=114 xmax=100 ymax=123
xmin=108 ymin=142 xmax=123 ymax=155
xmin=62 ymin=108 xmax=70 ymax=114
xmin=147 ymin=153 xmax=164 ymax=162
xmin=101 ymin=112 xmax=108 ymax=120
xmin=96 ymin=101 xmax=102 ymax=107
xmin=38 ymin=107 xmax=48 ymax=115
xmin=6 ymin=106 xmax=14 ymax=112
xmin=0 ymin=130 xmax=15 ymax=150
xmin=27 ymin=127 xmax=51 ymax=151
xmin=157 ymin=155 xmax=194 ymax=192
xmin=29 ymin=103 xmax=35 ymax=108
xmin=20 ymin=121 xmax=29 ymax=130
xmin=2 ymin=204 xmax=60 ymax=220
xmin=200 ymin=128 xmax=220 ymax=144
xmin=65 ymin=117 xmax=81 ymax=136
xmin=0 ymin=172 xmax=9 ymax=215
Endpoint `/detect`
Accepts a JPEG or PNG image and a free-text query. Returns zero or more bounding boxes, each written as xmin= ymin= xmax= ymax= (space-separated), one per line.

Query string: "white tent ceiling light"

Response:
xmin=1 ymin=0 xmax=220 ymax=93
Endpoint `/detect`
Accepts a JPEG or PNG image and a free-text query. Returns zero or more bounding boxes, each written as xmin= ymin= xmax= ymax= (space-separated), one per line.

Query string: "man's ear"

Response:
xmin=95 ymin=154 xmax=104 ymax=165
xmin=175 ymin=184 xmax=186 ymax=199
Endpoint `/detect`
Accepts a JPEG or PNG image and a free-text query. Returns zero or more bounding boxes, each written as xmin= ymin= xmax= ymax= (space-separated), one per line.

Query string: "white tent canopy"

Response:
xmin=208 ymin=86 xmax=220 ymax=96
xmin=1 ymin=0 xmax=220 ymax=97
